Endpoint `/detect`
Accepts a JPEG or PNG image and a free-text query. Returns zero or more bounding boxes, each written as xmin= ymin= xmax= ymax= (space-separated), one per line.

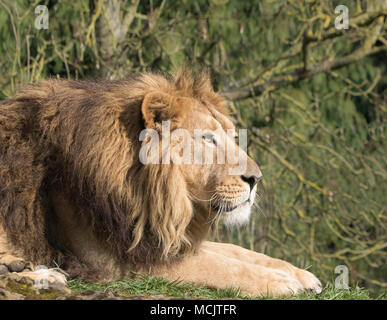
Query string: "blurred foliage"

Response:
xmin=0 ymin=0 xmax=386 ymax=292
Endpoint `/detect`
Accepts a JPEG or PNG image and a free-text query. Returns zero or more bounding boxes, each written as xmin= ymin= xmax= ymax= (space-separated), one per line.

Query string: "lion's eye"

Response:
xmin=203 ymin=133 xmax=217 ymax=145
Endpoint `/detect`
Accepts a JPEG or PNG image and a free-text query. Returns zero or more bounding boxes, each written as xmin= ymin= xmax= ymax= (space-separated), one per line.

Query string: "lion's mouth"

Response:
xmin=211 ymin=199 xmax=250 ymax=213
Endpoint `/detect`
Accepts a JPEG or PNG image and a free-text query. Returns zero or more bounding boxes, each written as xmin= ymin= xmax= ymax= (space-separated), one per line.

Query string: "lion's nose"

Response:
xmin=241 ymin=174 xmax=262 ymax=190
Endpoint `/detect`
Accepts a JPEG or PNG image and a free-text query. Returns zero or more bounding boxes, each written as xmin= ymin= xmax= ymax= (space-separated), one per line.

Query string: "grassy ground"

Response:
xmin=68 ymin=275 xmax=387 ymax=300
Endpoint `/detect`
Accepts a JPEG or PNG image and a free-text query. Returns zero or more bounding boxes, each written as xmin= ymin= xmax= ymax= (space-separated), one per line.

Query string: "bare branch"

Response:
xmin=222 ymin=11 xmax=387 ymax=101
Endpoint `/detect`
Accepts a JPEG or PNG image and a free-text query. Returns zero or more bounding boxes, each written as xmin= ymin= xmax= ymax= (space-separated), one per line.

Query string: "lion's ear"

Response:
xmin=141 ymin=92 xmax=181 ymax=130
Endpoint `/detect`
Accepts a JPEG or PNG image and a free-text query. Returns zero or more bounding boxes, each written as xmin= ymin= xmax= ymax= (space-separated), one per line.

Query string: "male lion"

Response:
xmin=0 ymin=70 xmax=321 ymax=297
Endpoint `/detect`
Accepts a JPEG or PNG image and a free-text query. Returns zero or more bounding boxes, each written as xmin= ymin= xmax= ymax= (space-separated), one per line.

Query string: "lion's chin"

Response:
xmin=222 ymin=202 xmax=252 ymax=227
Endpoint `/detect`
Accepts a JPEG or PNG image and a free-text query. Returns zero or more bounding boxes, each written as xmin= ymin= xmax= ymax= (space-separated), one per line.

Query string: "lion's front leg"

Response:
xmin=202 ymin=241 xmax=322 ymax=293
xmin=152 ymin=247 xmax=307 ymax=297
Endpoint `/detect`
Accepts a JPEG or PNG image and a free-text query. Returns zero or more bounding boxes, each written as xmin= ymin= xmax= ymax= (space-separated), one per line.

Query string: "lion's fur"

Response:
xmin=0 ymin=71 xmax=324 ymax=296
xmin=0 ymin=70 xmax=228 ymax=275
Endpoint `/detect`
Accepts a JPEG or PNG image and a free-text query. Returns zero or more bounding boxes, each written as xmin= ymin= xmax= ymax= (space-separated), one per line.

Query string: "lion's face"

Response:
xmin=178 ymin=101 xmax=262 ymax=226
xmin=140 ymin=78 xmax=261 ymax=229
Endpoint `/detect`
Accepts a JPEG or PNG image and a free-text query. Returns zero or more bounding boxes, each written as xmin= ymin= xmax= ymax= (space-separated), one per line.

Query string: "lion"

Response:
xmin=0 ymin=70 xmax=321 ymax=297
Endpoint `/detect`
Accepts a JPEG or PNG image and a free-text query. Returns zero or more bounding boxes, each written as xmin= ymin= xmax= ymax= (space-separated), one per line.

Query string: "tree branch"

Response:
xmin=222 ymin=11 xmax=386 ymax=101
xmin=223 ymin=46 xmax=385 ymax=101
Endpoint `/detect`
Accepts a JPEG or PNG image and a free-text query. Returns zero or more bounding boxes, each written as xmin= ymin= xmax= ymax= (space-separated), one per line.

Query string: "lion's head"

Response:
xmin=124 ymin=70 xmax=262 ymax=261
xmin=1 ymin=70 xmax=261 ymax=268
xmin=139 ymin=74 xmax=262 ymax=228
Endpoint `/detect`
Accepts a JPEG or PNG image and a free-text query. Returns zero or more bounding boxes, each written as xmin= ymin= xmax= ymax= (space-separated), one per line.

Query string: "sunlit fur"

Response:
xmin=223 ymin=185 xmax=257 ymax=227
xmin=0 ymin=70 xmax=236 ymax=274
xmin=0 ymin=70 xmax=324 ymax=298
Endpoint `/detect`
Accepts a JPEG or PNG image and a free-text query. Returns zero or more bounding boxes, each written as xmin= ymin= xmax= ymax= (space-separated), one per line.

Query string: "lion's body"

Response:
xmin=0 ymin=71 xmax=322 ymax=296
xmin=0 ymin=74 xmax=211 ymax=276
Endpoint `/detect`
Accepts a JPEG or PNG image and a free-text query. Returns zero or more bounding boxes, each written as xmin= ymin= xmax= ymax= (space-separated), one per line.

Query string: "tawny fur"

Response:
xmin=0 ymin=70 xmax=225 ymax=277
xmin=0 ymin=71 xmax=324 ymax=296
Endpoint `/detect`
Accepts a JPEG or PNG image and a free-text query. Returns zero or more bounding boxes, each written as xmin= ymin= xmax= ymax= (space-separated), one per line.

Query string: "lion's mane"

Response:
xmin=0 ymin=70 xmax=227 ymax=271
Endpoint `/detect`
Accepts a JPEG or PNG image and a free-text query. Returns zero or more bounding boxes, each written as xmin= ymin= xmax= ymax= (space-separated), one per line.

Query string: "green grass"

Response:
xmin=68 ymin=275 xmax=387 ymax=300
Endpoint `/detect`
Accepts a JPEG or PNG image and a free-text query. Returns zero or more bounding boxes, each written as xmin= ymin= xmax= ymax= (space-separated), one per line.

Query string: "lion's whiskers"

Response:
xmin=252 ymin=197 xmax=266 ymax=217
xmin=208 ymin=199 xmax=223 ymax=226
xmin=189 ymin=192 xmax=215 ymax=202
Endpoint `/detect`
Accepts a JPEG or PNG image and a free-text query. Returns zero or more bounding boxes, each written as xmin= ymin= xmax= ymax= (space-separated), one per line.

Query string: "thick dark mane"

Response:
xmin=0 ymin=70 xmax=227 ymax=272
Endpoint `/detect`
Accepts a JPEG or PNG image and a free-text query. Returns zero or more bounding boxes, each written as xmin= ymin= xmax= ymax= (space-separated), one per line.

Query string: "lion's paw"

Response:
xmin=293 ymin=268 xmax=322 ymax=294
xmin=259 ymin=269 xmax=304 ymax=297
xmin=0 ymin=254 xmax=30 ymax=273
